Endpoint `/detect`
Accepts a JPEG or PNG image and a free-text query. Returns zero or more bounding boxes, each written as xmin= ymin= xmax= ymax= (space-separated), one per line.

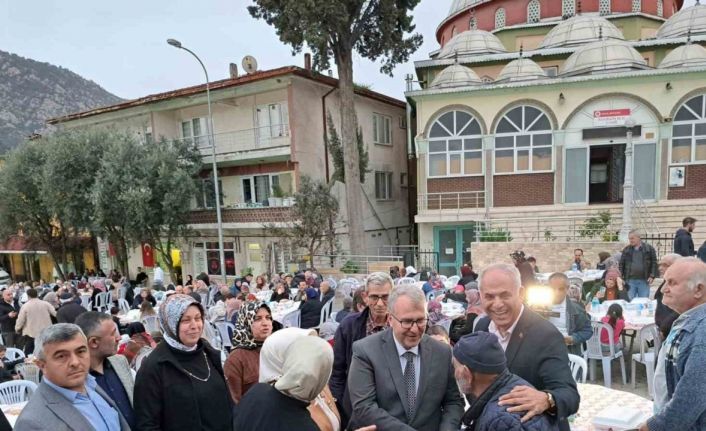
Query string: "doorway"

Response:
xmin=588 ymin=144 xmax=625 ymax=204
xmin=434 ymin=225 xmax=476 ymax=277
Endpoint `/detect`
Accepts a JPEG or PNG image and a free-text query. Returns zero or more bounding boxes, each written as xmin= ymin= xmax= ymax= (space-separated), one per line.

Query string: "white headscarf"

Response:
xmin=274 ymin=336 xmax=334 ymax=403
xmin=259 ymin=327 xmax=316 ymax=384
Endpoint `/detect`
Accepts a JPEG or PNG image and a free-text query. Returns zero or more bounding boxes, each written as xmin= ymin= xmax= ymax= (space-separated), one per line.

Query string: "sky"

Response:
xmin=0 ymin=0 xmax=699 ymax=101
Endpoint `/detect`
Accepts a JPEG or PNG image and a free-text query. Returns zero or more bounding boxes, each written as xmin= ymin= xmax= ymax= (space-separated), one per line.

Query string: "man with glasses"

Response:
xmin=347 ymin=284 xmax=463 ymax=430
xmin=331 ymin=272 xmax=394 ymax=427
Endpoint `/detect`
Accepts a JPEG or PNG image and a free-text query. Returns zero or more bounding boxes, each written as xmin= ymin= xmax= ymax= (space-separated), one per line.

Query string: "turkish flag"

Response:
xmin=142 ymin=242 xmax=155 ymax=267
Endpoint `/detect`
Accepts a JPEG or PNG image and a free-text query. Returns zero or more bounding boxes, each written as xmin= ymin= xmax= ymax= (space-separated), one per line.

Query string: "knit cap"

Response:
xmin=453 ymin=332 xmax=507 ymax=375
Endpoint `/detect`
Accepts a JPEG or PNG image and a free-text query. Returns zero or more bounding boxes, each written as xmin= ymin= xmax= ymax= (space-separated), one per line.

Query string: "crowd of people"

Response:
xmin=0 ymin=220 xmax=703 ymax=429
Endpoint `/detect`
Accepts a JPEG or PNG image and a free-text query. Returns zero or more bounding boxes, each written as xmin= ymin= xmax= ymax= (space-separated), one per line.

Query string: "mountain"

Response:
xmin=0 ymin=49 xmax=123 ymax=152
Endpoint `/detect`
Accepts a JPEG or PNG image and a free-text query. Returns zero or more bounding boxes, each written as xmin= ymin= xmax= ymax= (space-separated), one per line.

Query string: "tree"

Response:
xmin=249 ymin=0 xmax=423 ymax=254
xmin=264 ymin=176 xmax=339 ymax=267
xmin=326 ymin=111 xmax=369 ymax=184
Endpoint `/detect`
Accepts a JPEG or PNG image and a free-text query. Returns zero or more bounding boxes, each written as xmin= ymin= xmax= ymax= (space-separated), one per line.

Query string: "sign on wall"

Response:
xmin=669 ymin=166 xmax=686 ymax=187
xmin=593 ymin=109 xmax=631 ymax=127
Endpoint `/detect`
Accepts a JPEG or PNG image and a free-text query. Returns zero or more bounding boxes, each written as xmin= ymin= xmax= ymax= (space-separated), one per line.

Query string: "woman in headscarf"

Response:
xmin=223 ymin=301 xmax=273 ymax=403
xmin=588 ymin=268 xmax=629 ymax=303
xmin=450 ymin=288 xmax=484 ymax=343
xmin=427 ymin=299 xmax=444 ymax=326
xmin=235 ymin=327 xmax=341 ymax=431
xmin=118 ymin=322 xmax=157 ymax=365
xmin=134 ymin=294 xmax=232 ymax=430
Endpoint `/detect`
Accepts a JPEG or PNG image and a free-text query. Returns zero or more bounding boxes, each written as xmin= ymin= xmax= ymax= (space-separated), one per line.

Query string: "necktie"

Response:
xmin=403 ymin=351 xmax=416 ymax=419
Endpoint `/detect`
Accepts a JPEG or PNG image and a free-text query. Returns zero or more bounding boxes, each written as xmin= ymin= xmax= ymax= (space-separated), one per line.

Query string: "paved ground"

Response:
xmin=583 ymin=333 xmax=652 ymax=399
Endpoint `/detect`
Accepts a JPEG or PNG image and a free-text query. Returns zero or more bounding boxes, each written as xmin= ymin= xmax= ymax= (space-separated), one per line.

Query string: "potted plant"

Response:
xmin=269 ymin=184 xmax=284 ymax=207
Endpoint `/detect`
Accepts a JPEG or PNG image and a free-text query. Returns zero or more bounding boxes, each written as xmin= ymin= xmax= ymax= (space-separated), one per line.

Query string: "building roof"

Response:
xmin=47 ymin=66 xmax=405 ymax=125
xmin=659 ymin=42 xmax=706 ymax=68
xmin=448 ymin=0 xmax=482 ymax=16
xmin=438 ymin=29 xmax=508 ymax=58
xmin=496 ymin=57 xmax=546 ymax=82
xmin=657 ymin=2 xmax=706 ymax=39
xmin=539 ymin=15 xmax=625 ymax=49
xmin=561 ymin=39 xmax=649 ymax=75
xmin=430 ymin=64 xmax=483 ymax=88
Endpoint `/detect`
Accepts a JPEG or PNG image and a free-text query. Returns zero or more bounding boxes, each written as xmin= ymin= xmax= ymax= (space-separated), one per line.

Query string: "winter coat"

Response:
xmin=15 ymin=298 xmax=56 ymax=338
xmin=0 ymin=300 xmax=20 ymax=333
xmin=300 ymin=299 xmax=324 ymax=329
xmin=56 ymin=302 xmax=87 ymax=324
xmin=698 ymin=242 xmax=706 ymax=264
xmin=619 ymin=242 xmax=659 ymax=281
xmin=674 ymin=228 xmax=695 ymax=257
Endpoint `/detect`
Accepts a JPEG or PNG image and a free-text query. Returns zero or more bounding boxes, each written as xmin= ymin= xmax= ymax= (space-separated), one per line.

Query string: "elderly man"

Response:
xmin=76 ymin=312 xmax=135 ymax=430
xmin=348 ymin=284 xmax=464 ymax=430
xmin=474 ymin=264 xmax=579 ymax=431
xmin=453 ymin=332 xmax=558 ymax=430
xmin=620 ymin=230 xmax=659 ymax=300
xmin=14 ymin=323 xmax=131 ymax=430
xmin=0 ymin=288 xmax=20 ymax=348
xmin=15 ymin=288 xmax=57 ymax=355
xmin=640 ymin=258 xmax=706 ymax=431
xmin=654 ymin=253 xmax=682 ymax=338
xmin=547 ymin=273 xmax=593 ymax=356
xmin=320 ymin=281 xmax=334 ymax=304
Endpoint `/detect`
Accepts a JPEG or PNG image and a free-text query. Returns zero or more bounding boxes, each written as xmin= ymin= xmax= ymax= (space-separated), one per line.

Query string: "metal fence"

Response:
xmin=642 ymin=234 xmax=674 ymax=259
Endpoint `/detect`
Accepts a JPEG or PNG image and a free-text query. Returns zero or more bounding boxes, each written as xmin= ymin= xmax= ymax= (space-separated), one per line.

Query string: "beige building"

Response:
xmin=408 ymin=1 xmax=706 ymax=275
xmin=50 ymin=64 xmax=411 ymax=280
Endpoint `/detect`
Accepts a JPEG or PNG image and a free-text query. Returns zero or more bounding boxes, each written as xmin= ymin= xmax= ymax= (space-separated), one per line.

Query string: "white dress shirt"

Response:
xmin=488 ymin=305 xmax=525 ymax=351
xmin=393 ymin=334 xmax=421 ymax=396
xmin=549 ymin=299 xmax=568 ymax=336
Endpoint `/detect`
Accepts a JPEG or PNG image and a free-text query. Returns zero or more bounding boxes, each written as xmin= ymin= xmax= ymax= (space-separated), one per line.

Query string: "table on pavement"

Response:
xmin=1 ymin=401 xmax=27 ymax=428
xmin=570 ymin=383 xmax=652 ymax=430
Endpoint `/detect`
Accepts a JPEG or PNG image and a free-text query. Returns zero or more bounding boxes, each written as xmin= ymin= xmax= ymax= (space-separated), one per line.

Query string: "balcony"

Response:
xmin=176 ymin=124 xmax=291 ymax=166
xmin=189 ymin=203 xmax=294 ymax=225
xmin=417 ymin=191 xmax=486 ymax=213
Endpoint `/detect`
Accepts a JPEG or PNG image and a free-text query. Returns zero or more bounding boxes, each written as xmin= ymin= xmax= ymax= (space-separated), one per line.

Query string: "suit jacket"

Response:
xmin=106 ymin=354 xmax=135 ymax=406
xmin=475 ymin=308 xmax=580 ymax=431
xmin=14 ymin=380 xmax=131 ymax=431
xmin=347 ymin=329 xmax=464 ymax=431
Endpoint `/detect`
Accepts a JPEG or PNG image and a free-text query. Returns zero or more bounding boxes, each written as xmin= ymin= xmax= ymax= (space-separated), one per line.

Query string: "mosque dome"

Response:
xmin=562 ymin=39 xmax=648 ymax=75
xmin=657 ymin=2 xmax=706 ymax=39
xmin=659 ymin=42 xmax=706 ymax=68
xmin=439 ymin=30 xmax=508 ymax=58
xmin=430 ymin=64 xmax=483 ymax=89
xmin=539 ymin=15 xmax=624 ymax=49
xmin=448 ymin=0 xmax=482 ymax=16
xmin=496 ymin=58 xmax=546 ymax=82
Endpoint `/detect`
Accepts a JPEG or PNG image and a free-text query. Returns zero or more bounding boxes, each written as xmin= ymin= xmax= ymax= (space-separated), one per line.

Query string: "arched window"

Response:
xmin=657 ymin=0 xmax=664 ymax=17
xmin=562 ymin=0 xmax=575 ymax=17
xmin=632 ymin=0 xmax=641 ymax=12
xmin=452 ymin=26 xmax=458 ymax=37
xmin=428 ymin=111 xmax=483 ymax=177
xmin=599 ymin=0 xmax=611 ymax=16
xmin=671 ymin=94 xmax=706 ymax=164
xmin=528 ymin=0 xmax=541 ymax=23
xmin=494 ymin=106 xmax=553 ymax=173
xmin=470 ymin=16 xmax=477 ymax=30
xmin=495 ymin=8 xmax=506 ymax=29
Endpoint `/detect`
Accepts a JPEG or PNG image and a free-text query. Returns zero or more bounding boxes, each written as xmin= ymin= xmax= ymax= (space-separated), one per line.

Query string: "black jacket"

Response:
xmin=299 ymin=299 xmax=323 ymax=329
xmin=674 ymin=228 xmax=695 ymax=257
xmin=234 ymin=383 xmax=318 ymax=431
xmin=134 ymin=340 xmax=233 ymax=431
xmin=620 ymin=242 xmax=659 ymax=281
xmin=0 ymin=300 xmax=20 ymax=333
xmin=56 ymin=302 xmax=87 ymax=324
xmin=475 ymin=308 xmax=579 ymax=431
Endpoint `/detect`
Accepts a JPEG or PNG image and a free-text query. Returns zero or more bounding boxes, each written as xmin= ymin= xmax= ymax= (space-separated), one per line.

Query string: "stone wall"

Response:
xmin=471 ymin=242 xmax=625 ymax=274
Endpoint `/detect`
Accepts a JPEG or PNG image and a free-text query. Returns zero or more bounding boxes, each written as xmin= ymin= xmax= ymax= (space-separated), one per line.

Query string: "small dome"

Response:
xmin=562 ymin=39 xmax=648 ymax=75
xmin=448 ymin=0 xmax=482 ymax=16
xmin=659 ymin=43 xmax=706 ymax=68
xmin=439 ymin=30 xmax=508 ymax=58
xmin=539 ymin=15 xmax=624 ymax=49
xmin=431 ymin=64 xmax=483 ymax=89
xmin=657 ymin=3 xmax=706 ymax=39
xmin=496 ymin=58 xmax=546 ymax=82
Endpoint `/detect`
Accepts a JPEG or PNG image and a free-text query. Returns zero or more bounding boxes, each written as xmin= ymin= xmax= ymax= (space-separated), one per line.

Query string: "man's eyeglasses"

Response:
xmin=368 ymin=294 xmax=389 ymax=304
xmin=391 ymin=314 xmax=428 ymax=330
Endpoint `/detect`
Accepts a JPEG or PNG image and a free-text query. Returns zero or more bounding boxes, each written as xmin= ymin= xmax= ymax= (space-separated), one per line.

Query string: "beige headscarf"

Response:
xmin=259 ymin=327 xmax=316 ymax=384
xmin=274 ymin=336 xmax=334 ymax=403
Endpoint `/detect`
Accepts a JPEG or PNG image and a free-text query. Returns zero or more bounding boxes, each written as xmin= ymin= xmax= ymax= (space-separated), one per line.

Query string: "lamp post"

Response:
xmin=167 ymin=38 xmax=227 ymax=281
xmin=619 ymin=117 xmax=636 ymax=242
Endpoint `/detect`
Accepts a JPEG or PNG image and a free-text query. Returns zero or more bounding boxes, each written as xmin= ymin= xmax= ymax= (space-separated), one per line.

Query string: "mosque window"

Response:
xmin=528 ymin=0 xmax=541 ymax=23
xmin=671 ymin=95 xmax=706 ymax=164
xmin=599 ymin=0 xmax=611 ymax=16
xmin=632 ymin=0 xmax=641 ymax=12
xmin=452 ymin=26 xmax=458 ymax=37
xmin=495 ymin=8 xmax=506 ymax=29
xmin=470 ymin=16 xmax=477 ymax=30
xmin=494 ymin=106 xmax=553 ymax=174
xmin=428 ymin=110 xmax=484 ymax=177
xmin=657 ymin=0 xmax=664 ymax=17
xmin=562 ymin=0 xmax=575 ymax=17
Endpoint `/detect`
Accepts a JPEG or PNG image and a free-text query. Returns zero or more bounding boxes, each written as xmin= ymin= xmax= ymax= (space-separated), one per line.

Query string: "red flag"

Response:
xmin=142 ymin=242 xmax=155 ymax=267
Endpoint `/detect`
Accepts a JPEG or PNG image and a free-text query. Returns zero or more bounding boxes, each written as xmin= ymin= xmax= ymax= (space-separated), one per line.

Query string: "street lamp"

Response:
xmin=619 ymin=117 xmax=636 ymax=242
xmin=167 ymin=38 xmax=227 ymax=282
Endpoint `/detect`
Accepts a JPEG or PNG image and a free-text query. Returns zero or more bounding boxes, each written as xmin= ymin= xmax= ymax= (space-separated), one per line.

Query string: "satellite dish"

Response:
xmin=242 ymin=55 xmax=258 ymax=74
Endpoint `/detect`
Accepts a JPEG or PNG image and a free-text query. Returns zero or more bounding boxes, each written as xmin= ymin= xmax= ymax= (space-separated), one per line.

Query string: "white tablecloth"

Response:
xmin=269 ymin=301 xmax=301 ymax=323
xmin=1 ymin=401 xmax=26 ymax=428
xmin=537 ymin=270 xmax=605 ymax=284
xmin=589 ymin=301 xmax=657 ymax=330
xmin=570 ymin=383 xmax=652 ymax=430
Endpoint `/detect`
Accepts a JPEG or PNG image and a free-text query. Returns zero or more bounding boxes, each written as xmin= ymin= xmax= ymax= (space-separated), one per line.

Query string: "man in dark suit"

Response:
xmin=347 ymin=284 xmax=464 ymax=431
xmin=474 ymin=263 xmax=579 ymax=431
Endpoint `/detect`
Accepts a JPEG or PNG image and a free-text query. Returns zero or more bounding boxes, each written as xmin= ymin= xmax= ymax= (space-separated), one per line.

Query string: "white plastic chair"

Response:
xmin=426 ymin=290 xmax=443 ymax=301
xmin=397 ymin=277 xmax=417 ymax=286
xmin=316 ymin=299 xmax=334 ymax=329
xmin=117 ymin=298 xmax=131 ymax=315
xmin=141 ymin=315 xmax=160 ymax=333
xmin=203 ymin=321 xmax=222 ymax=350
xmin=568 ymin=353 xmax=588 ymax=383
xmin=447 ymin=275 xmax=460 ymax=287
xmin=585 ymin=321 xmax=627 ymax=388
xmin=153 ymin=291 xmax=165 ymax=302
xmin=80 ymin=295 xmax=91 ymax=310
xmin=214 ymin=322 xmax=235 ymax=350
xmin=94 ymin=292 xmax=109 ymax=312
xmin=0 ymin=380 xmax=37 ymax=404
xmin=631 ymin=323 xmax=662 ymax=397
xmin=133 ymin=347 xmax=153 ymax=372
xmin=4 ymin=348 xmax=25 ymax=361
xmin=15 ymin=363 xmax=41 ymax=385
xmin=282 ymin=309 xmax=301 ymax=328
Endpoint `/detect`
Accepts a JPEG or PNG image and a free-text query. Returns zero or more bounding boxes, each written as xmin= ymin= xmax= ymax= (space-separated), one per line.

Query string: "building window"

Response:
xmin=193 ymin=242 xmax=236 ymax=276
xmin=599 ymin=0 xmax=611 ymax=16
xmin=400 ymin=172 xmax=408 ymax=188
xmin=181 ymin=117 xmax=208 ymax=147
xmin=196 ymin=178 xmax=223 ymax=209
xmin=375 ymin=172 xmax=393 ymax=200
xmin=527 ymin=0 xmax=541 ymax=23
xmin=373 ymin=113 xmax=392 ymax=145
xmin=562 ymin=0 xmax=575 ymax=17
xmin=632 ymin=0 xmax=641 ymax=12
xmin=428 ymin=110 xmax=484 ymax=177
xmin=657 ymin=0 xmax=664 ymax=17
xmin=241 ymin=173 xmax=292 ymax=205
xmin=452 ymin=26 xmax=458 ymax=37
xmin=671 ymin=94 xmax=706 ymax=164
xmin=470 ymin=16 xmax=477 ymax=30
xmin=542 ymin=66 xmax=559 ymax=77
xmin=495 ymin=8 xmax=506 ymax=29
xmin=256 ymin=103 xmax=289 ymax=140
xmin=494 ymin=105 xmax=553 ymax=174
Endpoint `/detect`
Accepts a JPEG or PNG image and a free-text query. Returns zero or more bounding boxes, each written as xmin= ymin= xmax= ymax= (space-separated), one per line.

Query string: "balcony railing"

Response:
xmin=418 ymin=191 xmax=486 ymax=212
xmin=175 ymin=124 xmax=291 ymax=158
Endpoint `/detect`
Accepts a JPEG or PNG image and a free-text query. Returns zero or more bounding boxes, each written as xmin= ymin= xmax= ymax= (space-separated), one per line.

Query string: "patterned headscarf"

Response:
xmin=231 ymin=301 xmax=271 ymax=350
xmin=158 ymin=294 xmax=205 ymax=352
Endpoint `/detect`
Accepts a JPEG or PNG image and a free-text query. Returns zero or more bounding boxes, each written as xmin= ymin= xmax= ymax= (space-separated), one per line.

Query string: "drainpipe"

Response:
xmin=322 ymin=86 xmax=337 ymax=182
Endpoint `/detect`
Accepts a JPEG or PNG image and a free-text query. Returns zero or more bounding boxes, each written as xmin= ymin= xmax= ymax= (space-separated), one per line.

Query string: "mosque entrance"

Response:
xmin=588 ymin=144 xmax=625 ymax=204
